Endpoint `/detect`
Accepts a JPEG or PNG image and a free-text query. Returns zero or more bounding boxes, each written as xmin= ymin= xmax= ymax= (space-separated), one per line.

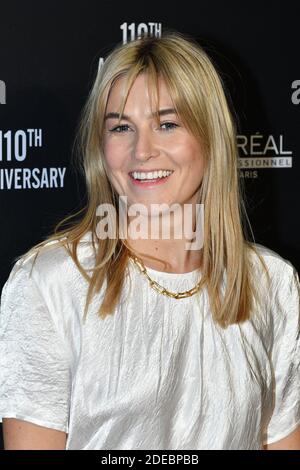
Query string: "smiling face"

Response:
xmin=103 ymin=72 xmax=205 ymax=213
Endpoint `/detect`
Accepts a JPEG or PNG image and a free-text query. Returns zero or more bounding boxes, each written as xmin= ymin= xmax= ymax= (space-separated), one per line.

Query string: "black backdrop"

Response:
xmin=0 ymin=0 xmax=299 ymax=448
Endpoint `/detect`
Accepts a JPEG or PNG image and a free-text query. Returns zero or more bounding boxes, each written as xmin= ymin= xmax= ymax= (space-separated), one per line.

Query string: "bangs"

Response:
xmin=114 ymin=63 xmax=163 ymax=128
xmin=103 ymin=36 xmax=208 ymax=151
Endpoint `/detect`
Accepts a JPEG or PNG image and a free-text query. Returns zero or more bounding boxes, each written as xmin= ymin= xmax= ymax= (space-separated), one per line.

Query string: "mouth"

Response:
xmin=128 ymin=170 xmax=174 ymax=188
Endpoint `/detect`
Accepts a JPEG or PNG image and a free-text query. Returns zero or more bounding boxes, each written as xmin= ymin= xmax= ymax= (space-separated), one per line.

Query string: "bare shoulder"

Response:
xmin=2 ymin=418 xmax=67 ymax=450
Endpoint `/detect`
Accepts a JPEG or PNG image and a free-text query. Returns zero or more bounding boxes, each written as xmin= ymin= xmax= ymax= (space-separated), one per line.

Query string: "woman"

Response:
xmin=0 ymin=31 xmax=299 ymax=450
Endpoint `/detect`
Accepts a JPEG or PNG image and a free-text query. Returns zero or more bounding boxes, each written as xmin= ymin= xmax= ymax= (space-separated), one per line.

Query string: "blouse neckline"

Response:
xmin=128 ymin=257 xmax=202 ymax=280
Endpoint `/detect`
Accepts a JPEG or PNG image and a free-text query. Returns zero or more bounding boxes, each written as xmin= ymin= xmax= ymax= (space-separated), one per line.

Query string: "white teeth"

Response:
xmin=131 ymin=170 xmax=173 ymax=180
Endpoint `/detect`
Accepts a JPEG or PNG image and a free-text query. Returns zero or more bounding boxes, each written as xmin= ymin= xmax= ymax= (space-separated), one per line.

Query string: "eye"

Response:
xmin=109 ymin=124 xmax=131 ymax=133
xmin=160 ymin=122 xmax=179 ymax=131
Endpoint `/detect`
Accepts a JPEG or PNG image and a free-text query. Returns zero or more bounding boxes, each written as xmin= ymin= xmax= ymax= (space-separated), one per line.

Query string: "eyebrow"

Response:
xmin=104 ymin=108 xmax=177 ymax=121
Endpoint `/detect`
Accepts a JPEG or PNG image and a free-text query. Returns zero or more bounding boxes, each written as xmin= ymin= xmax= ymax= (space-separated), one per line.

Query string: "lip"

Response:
xmin=128 ymin=171 xmax=174 ymax=188
xmin=128 ymin=169 xmax=174 ymax=175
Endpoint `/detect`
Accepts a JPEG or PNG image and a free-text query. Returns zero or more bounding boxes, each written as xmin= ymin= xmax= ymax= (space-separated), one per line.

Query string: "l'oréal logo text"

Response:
xmin=237 ymin=133 xmax=293 ymax=168
xmin=0 ymin=80 xmax=6 ymax=104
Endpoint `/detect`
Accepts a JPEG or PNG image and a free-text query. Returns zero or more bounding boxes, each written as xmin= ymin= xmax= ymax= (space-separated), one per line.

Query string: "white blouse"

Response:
xmin=0 ymin=233 xmax=299 ymax=450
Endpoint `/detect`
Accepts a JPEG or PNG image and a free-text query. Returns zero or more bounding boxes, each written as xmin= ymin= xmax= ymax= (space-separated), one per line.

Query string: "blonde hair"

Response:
xmin=22 ymin=29 xmax=269 ymax=328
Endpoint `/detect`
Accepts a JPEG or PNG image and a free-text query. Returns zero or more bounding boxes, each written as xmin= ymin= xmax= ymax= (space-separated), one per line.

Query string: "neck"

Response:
xmin=127 ymin=240 xmax=203 ymax=274
xmin=125 ymin=209 xmax=203 ymax=273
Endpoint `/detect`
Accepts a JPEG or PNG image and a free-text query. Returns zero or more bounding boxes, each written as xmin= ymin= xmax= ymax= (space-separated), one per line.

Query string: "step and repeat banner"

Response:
xmin=0 ymin=0 xmax=299 ymax=449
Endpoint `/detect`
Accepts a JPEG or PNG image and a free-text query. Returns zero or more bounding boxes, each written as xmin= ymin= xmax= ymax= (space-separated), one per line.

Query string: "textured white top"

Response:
xmin=0 ymin=233 xmax=299 ymax=450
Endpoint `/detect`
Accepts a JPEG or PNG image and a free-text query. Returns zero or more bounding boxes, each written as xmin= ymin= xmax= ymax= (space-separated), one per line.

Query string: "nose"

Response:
xmin=133 ymin=127 xmax=159 ymax=162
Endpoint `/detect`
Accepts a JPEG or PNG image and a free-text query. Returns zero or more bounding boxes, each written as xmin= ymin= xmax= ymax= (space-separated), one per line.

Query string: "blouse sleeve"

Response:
xmin=0 ymin=258 xmax=71 ymax=433
xmin=263 ymin=262 xmax=300 ymax=446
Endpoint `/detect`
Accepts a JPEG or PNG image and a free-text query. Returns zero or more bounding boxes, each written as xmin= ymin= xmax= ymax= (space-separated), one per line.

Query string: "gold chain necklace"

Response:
xmin=129 ymin=253 xmax=203 ymax=299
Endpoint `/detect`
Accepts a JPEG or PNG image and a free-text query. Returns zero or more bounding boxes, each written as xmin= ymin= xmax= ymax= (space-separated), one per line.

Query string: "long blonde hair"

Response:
xmin=22 ymin=29 xmax=269 ymax=328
